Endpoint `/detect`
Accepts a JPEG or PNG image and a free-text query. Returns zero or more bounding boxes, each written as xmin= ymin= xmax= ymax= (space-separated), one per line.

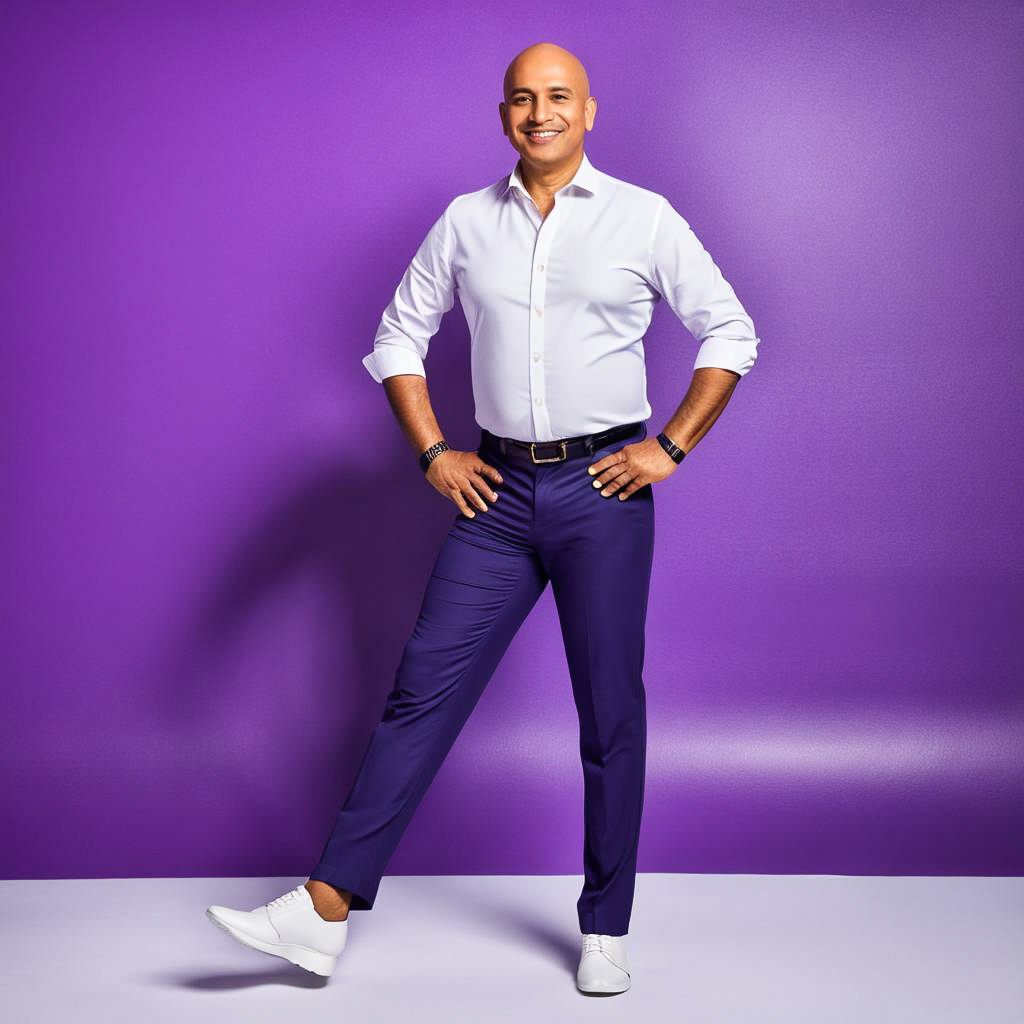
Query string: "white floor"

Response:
xmin=3 ymin=873 xmax=1022 ymax=1023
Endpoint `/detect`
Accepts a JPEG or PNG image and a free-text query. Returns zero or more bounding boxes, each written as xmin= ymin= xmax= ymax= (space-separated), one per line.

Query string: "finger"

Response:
xmin=469 ymin=472 xmax=500 ymax=503
xmin=588 ymin=448 xmax=629 ymax=477
xmin=451 ymin=488 xmax=476 ymax=518
xmin=617 ymin=476 xmax=647 ymax=500
xmin=592 ymin=461 xmax=630 ymax=489
xmin=600 ymin=472 xmax=634 ymax=496
xmin=586 ymin=453 xmax=616 ymax=477
xmin=478 ymin=463 xmax=504 ymax=485
xmin=463 ymin=479 xmax=490 ymax=511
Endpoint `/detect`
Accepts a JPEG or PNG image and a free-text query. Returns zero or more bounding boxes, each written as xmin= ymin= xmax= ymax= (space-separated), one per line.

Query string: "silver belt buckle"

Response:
xmin=530 ymin=440 xmax=568 ymax=464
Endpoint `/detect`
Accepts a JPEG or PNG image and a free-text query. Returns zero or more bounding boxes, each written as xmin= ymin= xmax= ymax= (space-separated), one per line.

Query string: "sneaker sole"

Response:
xmin=205 ymin=908 xmax=339 ymax=977
xmin=576 ymin=976 xmax=631 ymax=994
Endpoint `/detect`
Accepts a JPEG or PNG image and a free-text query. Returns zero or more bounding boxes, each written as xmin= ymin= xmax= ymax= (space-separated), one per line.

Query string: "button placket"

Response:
xmin=529 ymin=202 xmax=563 ymax=440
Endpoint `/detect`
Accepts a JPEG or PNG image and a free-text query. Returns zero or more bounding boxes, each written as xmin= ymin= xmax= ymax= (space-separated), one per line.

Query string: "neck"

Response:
xmin=518 ymin=149 xmax=584 ymax=199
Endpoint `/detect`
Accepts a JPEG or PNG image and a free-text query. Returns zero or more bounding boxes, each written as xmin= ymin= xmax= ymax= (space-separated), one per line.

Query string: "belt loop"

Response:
xmin=499 ymin=437 xmax=507 ymax=455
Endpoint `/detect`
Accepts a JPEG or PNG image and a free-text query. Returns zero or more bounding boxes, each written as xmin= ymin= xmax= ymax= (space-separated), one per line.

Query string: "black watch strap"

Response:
xmin=656 ymin=432 xmax=686 ymax=464
xmin=419 ymin=440 xmax=450 ymax=473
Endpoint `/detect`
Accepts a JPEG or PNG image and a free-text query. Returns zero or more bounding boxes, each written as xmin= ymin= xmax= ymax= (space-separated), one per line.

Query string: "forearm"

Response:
xmin=661 ymin=367 xmax=740 ymax=455
xmin=381 ymin=373 xmax=447 ymax=455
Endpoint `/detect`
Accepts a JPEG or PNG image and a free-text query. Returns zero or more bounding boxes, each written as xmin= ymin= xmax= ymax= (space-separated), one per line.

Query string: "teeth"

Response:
xmin=528 ymin=131 xmax=558 ymax=137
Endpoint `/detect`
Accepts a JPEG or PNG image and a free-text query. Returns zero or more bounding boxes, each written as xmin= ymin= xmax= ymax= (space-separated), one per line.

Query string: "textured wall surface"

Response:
xmin=2 ymin=0 xmax=1022 ymax=880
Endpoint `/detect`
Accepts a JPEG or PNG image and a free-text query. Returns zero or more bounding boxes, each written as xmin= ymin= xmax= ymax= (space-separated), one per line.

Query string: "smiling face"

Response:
xmin=499 ymin=43 xmax=596 ymax=173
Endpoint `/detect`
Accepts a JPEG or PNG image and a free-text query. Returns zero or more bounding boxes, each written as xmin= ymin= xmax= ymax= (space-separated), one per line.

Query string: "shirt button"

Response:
xmin=533 ymin=353 xmax=541 ymax=361
xmin=534 ymin=307 xmax=543 ymax=317
xmin=535 ymin=397 xmax=543 ymax=406
xmin=537 ymin=263 xmax=545 ymax=271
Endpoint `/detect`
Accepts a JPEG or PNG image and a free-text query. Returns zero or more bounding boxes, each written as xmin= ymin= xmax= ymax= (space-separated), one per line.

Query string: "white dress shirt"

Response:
xmin=362 ymin=150 xmax=760 ymax=442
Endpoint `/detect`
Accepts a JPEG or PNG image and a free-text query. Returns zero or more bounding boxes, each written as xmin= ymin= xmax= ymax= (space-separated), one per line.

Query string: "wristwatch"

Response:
xmin=656 ymin=432 xmax=686 ymax=464
xmin=419 ymin=439 xmax=450 ymax=473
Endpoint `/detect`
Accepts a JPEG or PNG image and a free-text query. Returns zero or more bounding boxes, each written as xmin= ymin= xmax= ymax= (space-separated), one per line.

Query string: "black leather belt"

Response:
xmin=480 ymin=421 xmax=644 ymax=465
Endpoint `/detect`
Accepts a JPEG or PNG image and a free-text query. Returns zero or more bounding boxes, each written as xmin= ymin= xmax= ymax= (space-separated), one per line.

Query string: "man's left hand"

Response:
xmin=586 ymin=438 xmax=681 ymax=500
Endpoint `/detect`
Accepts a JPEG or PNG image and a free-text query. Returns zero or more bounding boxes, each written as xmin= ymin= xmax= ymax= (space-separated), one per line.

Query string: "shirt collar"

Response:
xmin=504 ymin=150 xmax=600 ymax=199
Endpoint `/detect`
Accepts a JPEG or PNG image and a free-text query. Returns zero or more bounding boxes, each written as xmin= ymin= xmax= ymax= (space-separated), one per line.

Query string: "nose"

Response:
xmin=531 ymin=98 xmax=553 ymax=124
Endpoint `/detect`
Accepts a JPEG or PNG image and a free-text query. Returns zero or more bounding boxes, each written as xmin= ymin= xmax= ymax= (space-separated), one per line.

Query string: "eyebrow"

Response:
xmin=509 ymin=85 xmax=575 ymax=97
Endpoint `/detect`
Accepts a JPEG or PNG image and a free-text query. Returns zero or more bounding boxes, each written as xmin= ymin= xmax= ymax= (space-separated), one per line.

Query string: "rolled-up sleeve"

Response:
xmin=647 ymin=196 xmax=760 ymax=378
xmin=362 ymin=203 xmax=456 ymax=383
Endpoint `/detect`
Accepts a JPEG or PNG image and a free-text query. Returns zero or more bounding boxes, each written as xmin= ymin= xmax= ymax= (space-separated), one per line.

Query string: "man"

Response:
xmin=207 ymin=41 xmax=759 ymax=994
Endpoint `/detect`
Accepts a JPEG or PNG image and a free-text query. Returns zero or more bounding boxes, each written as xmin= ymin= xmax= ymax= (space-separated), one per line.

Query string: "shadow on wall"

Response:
xmin=144 ymin=322 xmax=481 ymax=869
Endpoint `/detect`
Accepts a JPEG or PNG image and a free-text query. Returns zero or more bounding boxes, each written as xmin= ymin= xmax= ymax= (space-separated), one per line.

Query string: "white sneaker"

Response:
xmin=206 ymin=883 xmax=348 ymax=977
xmin=576 ymin=933 xmax=631 ymax=993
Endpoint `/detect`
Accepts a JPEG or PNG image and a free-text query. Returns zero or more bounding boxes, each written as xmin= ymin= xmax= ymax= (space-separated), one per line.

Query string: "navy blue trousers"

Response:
xmin=309 ymin=420 xmax=655 ymax=936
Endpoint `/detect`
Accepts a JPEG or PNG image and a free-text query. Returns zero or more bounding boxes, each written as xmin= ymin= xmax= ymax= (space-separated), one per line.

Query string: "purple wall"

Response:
xmin=2 ymin=0 xmax=1021 ymax=882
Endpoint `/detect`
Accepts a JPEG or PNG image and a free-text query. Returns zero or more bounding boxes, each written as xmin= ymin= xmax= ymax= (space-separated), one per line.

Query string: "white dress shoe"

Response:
xmin=576 ymin=932 xmax=631 ymax=993
xmin=206 ymin=883 xmax=348 ymax=977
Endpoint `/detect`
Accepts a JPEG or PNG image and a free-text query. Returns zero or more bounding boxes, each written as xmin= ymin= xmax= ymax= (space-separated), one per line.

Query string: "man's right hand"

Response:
xmin=425 ymin=450 xmax=503 ymax=518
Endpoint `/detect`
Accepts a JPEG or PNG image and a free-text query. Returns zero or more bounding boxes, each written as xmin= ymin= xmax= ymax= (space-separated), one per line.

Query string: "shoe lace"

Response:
xmin=581 ymin=933 xmax=615 ymax=958
xmin=267 ymin=886 xmax=304 ymax=912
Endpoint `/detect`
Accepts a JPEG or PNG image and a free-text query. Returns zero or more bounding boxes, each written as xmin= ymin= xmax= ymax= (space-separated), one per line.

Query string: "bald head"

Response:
xmin=503 ymin=42 xmax=590 ymax=101
xmin=499 ymin=41 xmax=596 ymax=174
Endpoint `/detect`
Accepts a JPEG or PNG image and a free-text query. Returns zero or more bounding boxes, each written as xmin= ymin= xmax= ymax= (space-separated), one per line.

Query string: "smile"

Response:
xmin=525 ymin=129 xmax=562 ymax=144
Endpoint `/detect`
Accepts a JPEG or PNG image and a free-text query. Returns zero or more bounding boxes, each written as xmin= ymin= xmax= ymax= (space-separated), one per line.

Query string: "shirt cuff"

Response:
xmin=693 ymin=335 xmax=760 ymax=378
xmin=362 ymin=345 xmax=427 ymax=383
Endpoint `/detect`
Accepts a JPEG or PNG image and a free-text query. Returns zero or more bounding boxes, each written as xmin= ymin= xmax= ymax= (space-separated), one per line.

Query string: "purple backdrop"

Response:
xmin=2 ymin=0 xmax=1022 ymax=883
